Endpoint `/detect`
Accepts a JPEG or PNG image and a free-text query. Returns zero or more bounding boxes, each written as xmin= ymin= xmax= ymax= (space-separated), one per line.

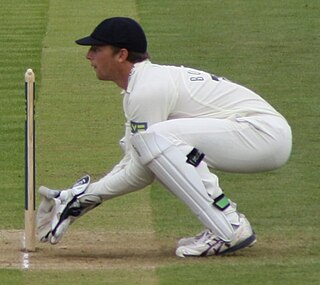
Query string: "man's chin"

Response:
xmin=96 ymin=73 xmax=105 ymax=80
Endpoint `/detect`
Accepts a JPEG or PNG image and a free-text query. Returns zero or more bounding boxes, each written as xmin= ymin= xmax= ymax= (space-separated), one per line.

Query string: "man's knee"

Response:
xmin=131 ymin=131 xmax=170 ymax=165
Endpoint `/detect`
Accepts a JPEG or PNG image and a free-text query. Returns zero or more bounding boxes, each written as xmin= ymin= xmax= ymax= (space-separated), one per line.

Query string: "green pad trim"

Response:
xmin=213 ymin=194 xmax=230 ymax=211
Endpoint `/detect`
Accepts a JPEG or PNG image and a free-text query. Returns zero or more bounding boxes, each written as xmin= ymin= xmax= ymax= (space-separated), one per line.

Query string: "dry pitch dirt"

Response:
xmin=0 ymin=229 xmax=177 ymax=270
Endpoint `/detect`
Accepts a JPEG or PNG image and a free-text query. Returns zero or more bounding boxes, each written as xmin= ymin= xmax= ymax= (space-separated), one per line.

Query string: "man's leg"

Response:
xmin=145 ymin=116 xmax=291 ymax=173
xmin=130 ymin=116 xmax=290 ymax=256
xmin=131 ymin=131 xmax=256 ymax=256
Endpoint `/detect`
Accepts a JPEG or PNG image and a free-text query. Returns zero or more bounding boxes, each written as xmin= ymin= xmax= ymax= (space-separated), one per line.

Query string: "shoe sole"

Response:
xmin=217 ymin=232 xmax=256 ymax=256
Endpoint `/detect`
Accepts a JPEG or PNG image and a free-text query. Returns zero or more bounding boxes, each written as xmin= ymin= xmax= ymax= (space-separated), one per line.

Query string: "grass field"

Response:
xmin=0 ymin=0 xmax=319 ymax=284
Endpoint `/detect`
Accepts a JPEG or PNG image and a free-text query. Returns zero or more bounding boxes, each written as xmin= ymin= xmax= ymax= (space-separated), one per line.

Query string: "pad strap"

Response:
xmin=186 ymin=148 xmax=205 ymax=167
xmin=213 ymin=194 xmax=230 ymax=211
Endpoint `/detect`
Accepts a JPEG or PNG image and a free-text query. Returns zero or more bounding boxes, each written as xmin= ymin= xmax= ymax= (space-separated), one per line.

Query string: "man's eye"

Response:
xmin=91 ymin=46 xmax=99 ymax=52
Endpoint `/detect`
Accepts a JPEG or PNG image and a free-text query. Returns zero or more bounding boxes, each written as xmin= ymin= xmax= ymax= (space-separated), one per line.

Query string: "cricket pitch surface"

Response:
xmin=0 ymin=229 xmax=176 ymax=270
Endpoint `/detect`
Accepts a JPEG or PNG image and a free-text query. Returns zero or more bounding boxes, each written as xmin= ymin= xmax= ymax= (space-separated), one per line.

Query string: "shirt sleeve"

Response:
xmin=125 ymin=74 xmax=177 ymax=132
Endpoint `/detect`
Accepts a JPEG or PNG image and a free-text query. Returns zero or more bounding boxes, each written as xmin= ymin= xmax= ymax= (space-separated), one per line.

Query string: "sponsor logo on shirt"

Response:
xmin=130 ymin=121 xmax=148 ymax=133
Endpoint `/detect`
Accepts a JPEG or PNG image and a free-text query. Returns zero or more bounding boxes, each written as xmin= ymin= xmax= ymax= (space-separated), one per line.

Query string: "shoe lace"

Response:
xmin=193 ymin=229 xmax=213 ymax=244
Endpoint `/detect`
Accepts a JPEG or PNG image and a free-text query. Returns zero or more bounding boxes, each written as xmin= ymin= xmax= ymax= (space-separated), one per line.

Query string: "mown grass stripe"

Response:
xmin=31 ymin=0 xmax=159 ymax=284
xmin=138 ymin=0 xmax=320 ymax=284
xmin=1 ymin=0 xmax=319 ymax=284
xmin=0 ymin=0 xmax=49 ymax=229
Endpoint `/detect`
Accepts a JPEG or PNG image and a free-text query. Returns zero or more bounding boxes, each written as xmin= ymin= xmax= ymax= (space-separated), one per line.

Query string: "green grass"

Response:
xmin=143 ymin=0 xmax=320 ymax=284
xmin=143 ymin=0 xmax=318 ymax=226
xmin=1 ymin=0 xmax=319 ymax=284
xmin=24 ymin=269 xmax=157 ymax=285
xmin=156 ymin=262 xmax=320 ymax=285
xmin=0 ymin=0 xmax=49 ymax=229
xmin=0 ymin=269 xmax=23 ymax=285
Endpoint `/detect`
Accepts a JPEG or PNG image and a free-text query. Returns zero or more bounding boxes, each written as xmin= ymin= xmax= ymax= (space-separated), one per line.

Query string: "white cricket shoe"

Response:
xmin=175 ymin=215 xmax=256 ymax=257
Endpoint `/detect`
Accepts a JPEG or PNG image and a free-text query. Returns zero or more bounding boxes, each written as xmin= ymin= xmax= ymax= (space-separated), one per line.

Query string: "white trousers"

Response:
xmin=87 ymin=114 xmax=292 ymax=199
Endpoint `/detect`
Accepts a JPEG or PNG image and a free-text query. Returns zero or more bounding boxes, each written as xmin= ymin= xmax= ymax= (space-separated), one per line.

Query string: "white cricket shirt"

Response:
xmin=123 ymin=60 xmax=281 ymax=134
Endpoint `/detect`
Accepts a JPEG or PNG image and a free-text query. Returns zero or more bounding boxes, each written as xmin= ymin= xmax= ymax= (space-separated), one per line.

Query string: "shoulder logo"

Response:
xmin=130 ymin=121 xmax=148 ymax=133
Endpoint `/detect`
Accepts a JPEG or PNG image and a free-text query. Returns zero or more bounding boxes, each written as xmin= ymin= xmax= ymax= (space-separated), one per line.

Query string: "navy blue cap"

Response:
xmin=75 ymin=17 xmax=147 ymax=53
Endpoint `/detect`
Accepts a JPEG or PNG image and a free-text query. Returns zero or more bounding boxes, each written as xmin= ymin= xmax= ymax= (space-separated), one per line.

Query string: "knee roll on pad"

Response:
xmin=131 ymin=131 xmax=172 ymax=165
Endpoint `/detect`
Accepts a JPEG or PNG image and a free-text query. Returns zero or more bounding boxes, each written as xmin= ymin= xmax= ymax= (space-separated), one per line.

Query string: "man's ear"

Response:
xmin=117 ymin=48 xmax=129 ymax=62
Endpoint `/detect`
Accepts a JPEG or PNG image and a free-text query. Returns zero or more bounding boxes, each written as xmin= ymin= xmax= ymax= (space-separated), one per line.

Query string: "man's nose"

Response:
xmin=86 ymin=49 xmax=93 ymax=60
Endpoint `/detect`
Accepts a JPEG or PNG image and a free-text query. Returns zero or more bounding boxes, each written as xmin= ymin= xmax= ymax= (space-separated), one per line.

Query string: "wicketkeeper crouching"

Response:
xmin=37 ymin=17 xmax=292 ymax=258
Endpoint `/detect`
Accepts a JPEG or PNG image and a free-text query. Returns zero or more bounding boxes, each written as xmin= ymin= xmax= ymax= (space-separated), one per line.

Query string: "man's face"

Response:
xmin=86 ymin=45 xmax=120 ymax=81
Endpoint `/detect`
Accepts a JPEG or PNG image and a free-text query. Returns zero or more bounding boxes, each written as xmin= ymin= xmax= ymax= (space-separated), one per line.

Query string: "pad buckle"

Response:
xmin=186 ymin=148 xmax=205 ymax=167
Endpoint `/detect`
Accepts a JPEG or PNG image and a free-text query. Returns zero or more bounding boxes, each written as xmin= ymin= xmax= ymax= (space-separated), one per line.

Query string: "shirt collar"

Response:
xmin=125 ymin=60 xmax=150 ymax=94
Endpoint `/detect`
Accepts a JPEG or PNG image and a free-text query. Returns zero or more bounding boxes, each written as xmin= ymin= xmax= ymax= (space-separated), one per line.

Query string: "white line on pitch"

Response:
xmin=21 ymin=232 xmax=31 ymax=270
